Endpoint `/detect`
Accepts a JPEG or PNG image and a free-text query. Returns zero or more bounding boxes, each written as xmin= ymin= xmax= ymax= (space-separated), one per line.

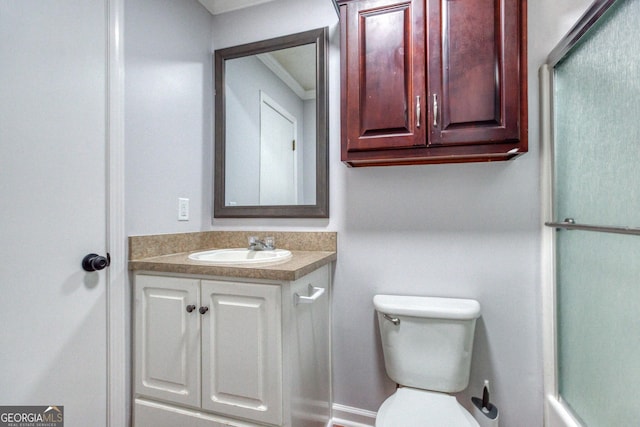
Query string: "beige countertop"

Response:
xmin=128 ymin=231 xmax=337 ymax=281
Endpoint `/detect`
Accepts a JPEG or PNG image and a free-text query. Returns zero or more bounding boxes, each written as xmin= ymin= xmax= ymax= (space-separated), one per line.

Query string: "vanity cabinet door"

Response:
xmin=134 ymin=275 xmax=201 ymax=407
xmin=340 ymin=0 xmax=426 ymax=155
xmin=200 ymin=280 xmax=283 ymax=426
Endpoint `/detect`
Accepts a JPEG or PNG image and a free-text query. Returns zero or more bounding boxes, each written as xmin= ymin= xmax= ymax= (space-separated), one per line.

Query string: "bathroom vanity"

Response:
xmin=129 ymin=231 xmax=336 ymax=427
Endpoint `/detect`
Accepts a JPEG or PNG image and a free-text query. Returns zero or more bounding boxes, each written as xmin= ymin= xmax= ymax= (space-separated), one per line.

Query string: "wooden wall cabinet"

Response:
xmin=338 ymin=0 xmax=528 ymax=166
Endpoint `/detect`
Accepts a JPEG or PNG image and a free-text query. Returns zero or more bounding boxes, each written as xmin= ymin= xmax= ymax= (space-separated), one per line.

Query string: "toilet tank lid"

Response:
xmin=373 ymin=295 xmax=481 ymax=320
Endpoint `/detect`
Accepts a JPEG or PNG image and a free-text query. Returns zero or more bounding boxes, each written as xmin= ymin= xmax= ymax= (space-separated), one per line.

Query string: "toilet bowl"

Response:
xmin=376 ymin=387 xmax=479 ymax=427
xmin=373 ymin=294 xmax=482 ymax=427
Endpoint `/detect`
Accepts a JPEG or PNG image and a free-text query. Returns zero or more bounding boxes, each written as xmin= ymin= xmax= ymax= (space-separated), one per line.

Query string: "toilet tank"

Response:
xmin=373 ymin=295 xmax=481 ymax=393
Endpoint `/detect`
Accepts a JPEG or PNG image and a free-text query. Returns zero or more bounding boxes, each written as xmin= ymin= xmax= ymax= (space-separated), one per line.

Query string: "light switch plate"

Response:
xmin=178 ymin=198 xmax=189 ymax=221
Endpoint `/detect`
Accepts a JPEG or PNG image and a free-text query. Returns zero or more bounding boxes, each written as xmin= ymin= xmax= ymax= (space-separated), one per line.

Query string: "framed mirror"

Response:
xmin=214 ymin=27 xmax=329 ymax=218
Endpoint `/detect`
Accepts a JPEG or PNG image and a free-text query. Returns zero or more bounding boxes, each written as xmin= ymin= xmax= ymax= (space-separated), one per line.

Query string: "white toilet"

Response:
xmin=373 ymin=294 xmax=482 ymax=427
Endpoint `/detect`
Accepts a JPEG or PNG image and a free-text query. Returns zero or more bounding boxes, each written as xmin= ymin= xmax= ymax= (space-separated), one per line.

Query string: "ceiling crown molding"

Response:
xmin=198 ymin=0 xmax=277 ymax=15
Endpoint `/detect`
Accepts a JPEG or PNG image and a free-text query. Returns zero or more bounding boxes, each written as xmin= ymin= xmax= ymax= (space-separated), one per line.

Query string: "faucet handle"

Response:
xmin=247 ymin=235 xmax=275 ymax=250
xmin=264 ymin=236 xmax=275 ymax=249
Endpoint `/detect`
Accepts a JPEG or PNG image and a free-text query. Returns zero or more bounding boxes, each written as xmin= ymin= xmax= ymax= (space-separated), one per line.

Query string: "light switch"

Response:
xmin=178 ymin=198 xmax=189 ymax=221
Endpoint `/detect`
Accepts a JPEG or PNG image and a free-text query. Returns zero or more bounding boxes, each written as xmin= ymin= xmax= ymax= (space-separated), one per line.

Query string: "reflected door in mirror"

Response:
xmin=260 ymin=91 xmax=297 ymax=205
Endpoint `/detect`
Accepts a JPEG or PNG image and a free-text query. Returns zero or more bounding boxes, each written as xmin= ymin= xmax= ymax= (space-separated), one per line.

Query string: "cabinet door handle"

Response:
xmin=433 ymin=94 xmax=438 ymax=128
xmin=186 ymin=304 xmax=196 ymax=313
xmin=294 ymin=284 xmax=325 ymax=305
xmin=416 ymin=95 xmax=421 ymax=128
xmin=199 ymin=306 xmax=209 ymax=315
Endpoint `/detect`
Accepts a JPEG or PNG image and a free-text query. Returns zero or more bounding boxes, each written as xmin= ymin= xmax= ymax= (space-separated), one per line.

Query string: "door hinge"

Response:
xmin=292 ymin=139 xmax=296 ymax=151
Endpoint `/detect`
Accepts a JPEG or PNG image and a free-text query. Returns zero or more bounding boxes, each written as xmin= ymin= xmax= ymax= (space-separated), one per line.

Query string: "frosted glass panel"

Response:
xmin=554 ymin=0 xmax=640 ymax=425
xmin=554 ymin=0 xmax=640 ymax=228
xmin=556 ymin=231 xmax=640 ymax=425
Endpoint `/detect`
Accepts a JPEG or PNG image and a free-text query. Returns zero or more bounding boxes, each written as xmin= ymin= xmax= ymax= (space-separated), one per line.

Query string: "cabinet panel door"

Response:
xmin=134 ymin=275 xmax=200 ymax=407
xmin=428 ymin=0 xmax=525 ymax=146
xmin=341 ymin=0 xmax=426 ymax=154
xmin=201 ymin=281 xmax=282 ymax=426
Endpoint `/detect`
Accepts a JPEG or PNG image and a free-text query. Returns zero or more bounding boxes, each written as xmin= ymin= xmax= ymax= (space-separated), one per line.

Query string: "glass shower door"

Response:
xmin=550 ymin=0 xmax=640 ymax=424
xmin=555 ymin=231 xmax=640 ymax=425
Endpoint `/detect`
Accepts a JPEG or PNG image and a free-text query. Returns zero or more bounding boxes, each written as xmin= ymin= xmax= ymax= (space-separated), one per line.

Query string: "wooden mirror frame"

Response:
xmin=214 ymin=27 xmax=329 ymax=218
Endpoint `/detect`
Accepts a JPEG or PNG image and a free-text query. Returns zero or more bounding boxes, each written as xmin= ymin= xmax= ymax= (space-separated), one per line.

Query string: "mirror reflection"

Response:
xmin=214 ymin=27 xmax=328 ymax=218
xmin=224 ymin=43 xmax=317 ymax=206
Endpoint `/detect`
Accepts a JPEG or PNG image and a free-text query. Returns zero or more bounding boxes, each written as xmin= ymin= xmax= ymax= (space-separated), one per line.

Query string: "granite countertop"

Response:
xmin=128 ymin=231 xmax=337 ymax=281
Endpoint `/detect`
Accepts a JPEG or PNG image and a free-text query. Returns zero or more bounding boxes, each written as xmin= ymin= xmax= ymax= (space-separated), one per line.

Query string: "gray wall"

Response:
xmin=125 ymin=0 xmax=594 ymax=425
xmin=303 ymin=98 xmax=316 ymax=204
xmin=125 ymin=0 xmax=214 ymax=235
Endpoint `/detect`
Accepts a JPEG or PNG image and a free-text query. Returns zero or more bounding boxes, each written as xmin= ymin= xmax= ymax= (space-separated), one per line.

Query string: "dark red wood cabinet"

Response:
xmin=337 ymin=0 xmax=528 ymax=167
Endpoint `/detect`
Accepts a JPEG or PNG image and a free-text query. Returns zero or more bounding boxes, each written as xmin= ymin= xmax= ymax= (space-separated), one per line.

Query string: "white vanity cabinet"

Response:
xmin=133 ymin=264 xmax=331 ymax=427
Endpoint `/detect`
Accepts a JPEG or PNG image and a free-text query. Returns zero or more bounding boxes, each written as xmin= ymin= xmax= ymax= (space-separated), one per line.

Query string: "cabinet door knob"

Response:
xmin=186 ymin=304 xmax=196 ymax=313
xmin=199 ymin=306 xmax=209 ymax=315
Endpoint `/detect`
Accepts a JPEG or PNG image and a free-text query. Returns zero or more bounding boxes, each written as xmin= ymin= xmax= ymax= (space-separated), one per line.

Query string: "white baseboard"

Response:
xmin=331 ymin=403 xmax=376 ymax=427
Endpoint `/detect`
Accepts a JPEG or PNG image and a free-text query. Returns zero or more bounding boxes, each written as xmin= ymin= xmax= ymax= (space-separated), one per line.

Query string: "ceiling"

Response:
xmin=256 ymin=43 xmax=317 ymax=100
xmin=269 ymin=44 xmax=316 ymax=92
xmin=197 ymin=0 xmax=277 ymax=15
xmin=198 ymin=0 xmax=317 ymax=100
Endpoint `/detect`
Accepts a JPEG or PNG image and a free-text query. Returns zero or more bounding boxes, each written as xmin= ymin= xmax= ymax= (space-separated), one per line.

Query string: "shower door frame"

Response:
xmin=540 ymin=0 xmax=622 ymax=425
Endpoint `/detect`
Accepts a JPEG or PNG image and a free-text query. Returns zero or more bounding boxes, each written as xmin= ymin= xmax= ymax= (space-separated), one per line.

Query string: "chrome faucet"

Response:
xmin=248 ymin=236 xmax=275 ymax=251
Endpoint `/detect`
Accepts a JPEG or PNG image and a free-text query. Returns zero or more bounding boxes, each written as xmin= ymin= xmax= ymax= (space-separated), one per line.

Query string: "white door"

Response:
xmin=0 ymin=1 xmax=118 ymax=425
xmin=259 ymin=92 xmax=297 ymax=205
xmin=200 ymin=280 xmax=282 ymax=426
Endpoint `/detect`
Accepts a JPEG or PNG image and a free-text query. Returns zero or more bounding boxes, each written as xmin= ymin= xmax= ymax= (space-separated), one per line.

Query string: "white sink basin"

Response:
xmin=188 ymin=248 xmax=292 ymax=265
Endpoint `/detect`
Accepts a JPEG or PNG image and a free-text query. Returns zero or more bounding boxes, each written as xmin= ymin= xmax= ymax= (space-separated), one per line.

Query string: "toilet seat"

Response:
xmin=375 ymin=387 xmax=480 ymax=427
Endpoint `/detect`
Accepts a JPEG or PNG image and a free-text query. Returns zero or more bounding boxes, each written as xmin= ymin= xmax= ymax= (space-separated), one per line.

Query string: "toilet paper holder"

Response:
xmin=471 ymin=380 xmax=499 ymax=427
